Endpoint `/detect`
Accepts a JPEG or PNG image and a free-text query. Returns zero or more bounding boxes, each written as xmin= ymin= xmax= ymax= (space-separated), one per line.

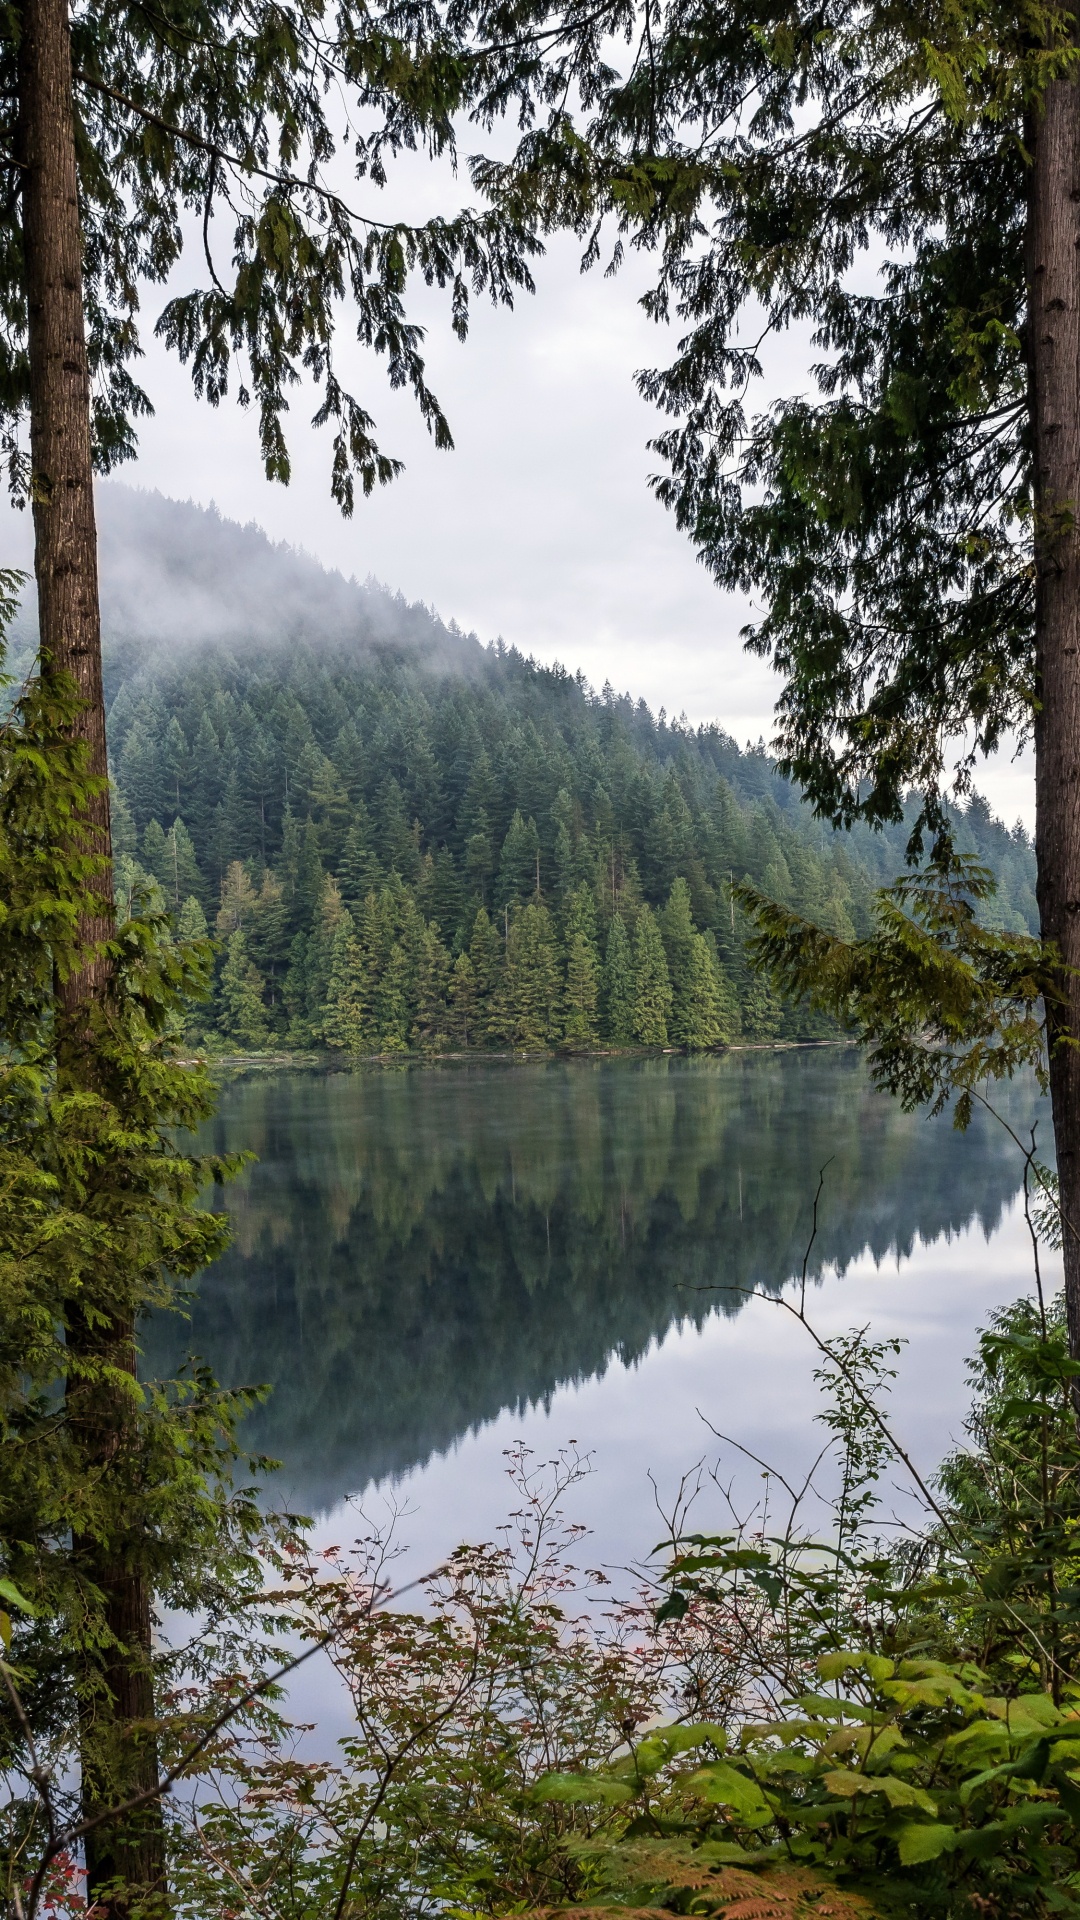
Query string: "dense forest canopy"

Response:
xmin=19 ymin=487 xmax=1038 ymax=1053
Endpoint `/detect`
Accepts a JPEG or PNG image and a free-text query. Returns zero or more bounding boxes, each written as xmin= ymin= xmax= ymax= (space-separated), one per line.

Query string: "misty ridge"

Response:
xmin=8 ymin=483 xmax=486 ymax=686
xmin=4 ymin=484 xmax=1035 ymax=878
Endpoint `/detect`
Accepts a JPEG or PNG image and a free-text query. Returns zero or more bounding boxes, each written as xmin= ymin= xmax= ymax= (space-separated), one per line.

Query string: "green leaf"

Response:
xmin=821 ymin=1770 xmax=936 ymax=1812
xmin=633 ymin=1724 xmax=728 ymax=1771
xmin=0 ymin=1578 xmax=35 ymax=1619
xmin=897 ymin=1822 xmax=960 ymax=1864
xmin=687 ymin=1760 xmax=774 ymax=1823
xmin=817 ymin=1649 xmax=896 ymax=1683
xmin=532 ymin=1772 xmax=635 ymax=1806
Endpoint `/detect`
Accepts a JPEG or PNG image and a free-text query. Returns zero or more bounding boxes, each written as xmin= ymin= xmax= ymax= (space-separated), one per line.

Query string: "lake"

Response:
xmin=146 ymin=1048 xmax=1059 ymax=1590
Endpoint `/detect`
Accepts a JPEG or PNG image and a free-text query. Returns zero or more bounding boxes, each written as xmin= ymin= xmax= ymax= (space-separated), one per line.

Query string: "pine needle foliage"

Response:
xmin=0 ymin=5 xmax=546 ymax=504
xmin=465 ymin=0 xmax=1052 ymax=843
xmin=0 ymin=644 xmax=272 ymax=1911
xmin=734 ymin=856 xmax=1050 ymax=1124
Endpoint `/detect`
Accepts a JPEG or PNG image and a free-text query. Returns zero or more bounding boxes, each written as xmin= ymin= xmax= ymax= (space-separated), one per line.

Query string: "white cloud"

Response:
xmin=2 ymin=199 xmax=1035 ymax=823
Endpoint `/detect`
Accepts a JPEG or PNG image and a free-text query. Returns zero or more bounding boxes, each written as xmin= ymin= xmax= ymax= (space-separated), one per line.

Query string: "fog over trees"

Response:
xmin=57 ymin=489 xmax=1039 ymax=1056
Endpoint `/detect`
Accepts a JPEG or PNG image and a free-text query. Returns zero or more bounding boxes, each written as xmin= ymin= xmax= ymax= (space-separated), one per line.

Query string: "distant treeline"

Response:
xmin=105 ymin=634 xmax=1039 ymax=1052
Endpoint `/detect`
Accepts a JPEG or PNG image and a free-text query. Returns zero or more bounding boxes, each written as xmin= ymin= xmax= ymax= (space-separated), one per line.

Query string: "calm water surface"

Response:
xmin=147 ymin=1050 xmax=1057 ymax=1578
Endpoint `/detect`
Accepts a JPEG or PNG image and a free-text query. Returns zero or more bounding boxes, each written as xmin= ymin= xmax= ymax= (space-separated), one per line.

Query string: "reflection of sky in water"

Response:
xmin=148 ymin=1052 xmax=1052 ymax=1544
xmin=329 ymin=1197 xmax=1056 ymax=1578
xmin=290 ymin=1198 xmax=1058 ymax=1749
xmin=148 ymin=1054 xmax=1057 ymax=1745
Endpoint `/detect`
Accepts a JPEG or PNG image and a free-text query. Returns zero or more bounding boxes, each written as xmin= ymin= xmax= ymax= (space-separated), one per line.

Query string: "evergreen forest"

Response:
xmin=84 ymin=493 xmax=1039 ymax=1056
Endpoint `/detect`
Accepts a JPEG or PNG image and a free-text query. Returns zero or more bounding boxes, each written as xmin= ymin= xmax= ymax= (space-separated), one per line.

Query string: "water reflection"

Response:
xmin=145 ymin=1051 xmax=1046 ymax=1513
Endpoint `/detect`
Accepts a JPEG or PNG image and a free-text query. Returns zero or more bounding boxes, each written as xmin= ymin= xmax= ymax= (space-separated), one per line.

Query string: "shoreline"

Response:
xmin=179 ymin=1037 xmax=852 ymax=1076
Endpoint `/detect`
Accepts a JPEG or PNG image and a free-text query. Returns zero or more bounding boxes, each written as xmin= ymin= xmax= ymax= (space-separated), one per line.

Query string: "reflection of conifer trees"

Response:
xmin=145 ymin=1055 xmax=1046 ymax=1512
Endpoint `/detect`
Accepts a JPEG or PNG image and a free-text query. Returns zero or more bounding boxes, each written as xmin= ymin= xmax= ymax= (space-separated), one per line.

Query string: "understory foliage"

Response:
xmin=0 ymin=637 xmax=287 ymax=1916
xmin=37 ymin=1279 xmax=1080 ymax=1920
xmin=525 ymin=1288 xmax=1080 ymax=1920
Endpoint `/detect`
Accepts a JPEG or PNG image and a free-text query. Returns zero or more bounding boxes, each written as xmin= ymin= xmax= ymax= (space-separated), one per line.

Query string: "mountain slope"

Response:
xmin=12 ymin=486 xmax=1040 ymax=1050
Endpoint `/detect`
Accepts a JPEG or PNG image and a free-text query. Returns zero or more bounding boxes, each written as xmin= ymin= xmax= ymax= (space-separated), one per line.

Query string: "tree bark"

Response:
xmin=1030 ymin=66 xmax=1080 ymax=1363
xmin=69 ymin=1309 xmax=169 ymax=1919
xmin=18 ymin=0 xmax=167 ymax=1907
xmin=18 ymin=0 xmax=111 ymax=938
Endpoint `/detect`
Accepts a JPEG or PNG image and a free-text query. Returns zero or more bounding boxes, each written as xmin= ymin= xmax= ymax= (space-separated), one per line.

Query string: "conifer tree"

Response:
xmin=562 ymin=883 xmax=601 ymax=1048
xmin=465 ymin=828 xmax=495 ymax=907
xmin=449 ymin=949 xmax=477 ymax=1048
xmin=377 ymin=777 xmax=422 ymax=881
xmin=553 ymin=788 xmax=589 ymax=897
xmin=743 ymin=972 xmax=784 ymax=1044
xmin=497 ymin=901 xmax=563 ymax=1049
xmin=295 ymin=820 xmax=326 ymax=929
xmin=140 ymin=818 xmax=170 ymax=893
xmin=332 ymin=720 xmax=366 ymax=803
xmin=246 ymin=873 xmax=291 ymax=1006
xmin=563 ymin=932 xmax=601 ymax=1049
xmin=280 ymin=808 xmax=302 ymax=921
xmin=603 ymin=914 xmax=636 ymax=1045
xmin=114 ymin=854 xmax=166 ymax=922
xmin=563 ymin=880 xmax=599 ymax=946
xmin=373 ymin=941 xmax=410 ymax=1051
xmin=187 ymin=714 xmax=223 ymax=849
xmin=218 ymin=931 xmax=271 ymax=1047
xmin=420 ymin=847 xmax=465 ymax=938
xmin=217 ymin=859 xmax=259 ymax=936
xmin=412 ymin=924 xmax=453 ymax=1051
xmin=283 ymin=932 xmax=312 ymax=1045
xmin=323 ymin=911 xmax=365 ymax=1054
xmin=347 ymin=880 xmax=421 ymax=1049
xmin=679 ymin=933 xmax=738 ymax=1050
xmin=497 ymin=810 xmax=542 ymax=908
xmin=110 ymin=785 xmax=137 ymax=865
xmin=304 ymin=878 xmax=348 ymax=1038
xmin=309 ymin=756 xmax=354 ymax=867
xmin=118 ymin=723 xmax=163 ymax=830
xmin=176 ymin=894 xmax=208 ymax=943
xmin=660 ymin=877 xmax=699 ymax=1049
xmin=468 ymin=907 xmax=504 ymax=1042
xmin=164 ymin=819 xmax=204 ymax=911
xmin=338 ymin=809 xmax=382 ymax=910
xmin=249 ymin=730 xmax=281 ymax=864
xmin=162 ymin=714 xmax=188 ymax=818
xmin=632 ymin=907 xmax=673 ymax=1047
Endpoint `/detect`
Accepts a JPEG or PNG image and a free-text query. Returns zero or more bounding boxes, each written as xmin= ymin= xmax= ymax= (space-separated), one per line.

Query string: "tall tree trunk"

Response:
xmin=18 ymin=0 xmax=167 ymax=1907
xmin=1031 ymin=65 xmax=1080 ymax=1364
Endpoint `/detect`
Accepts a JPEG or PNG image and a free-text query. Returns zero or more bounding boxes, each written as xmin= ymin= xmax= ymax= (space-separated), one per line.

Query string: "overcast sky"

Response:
xmin=2 ymin=204 xmax=1036 ymax=825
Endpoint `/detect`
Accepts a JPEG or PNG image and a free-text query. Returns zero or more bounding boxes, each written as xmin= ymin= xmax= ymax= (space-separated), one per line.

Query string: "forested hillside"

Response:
xmin=54 ymin=488 xmax=1037 ymax=1054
